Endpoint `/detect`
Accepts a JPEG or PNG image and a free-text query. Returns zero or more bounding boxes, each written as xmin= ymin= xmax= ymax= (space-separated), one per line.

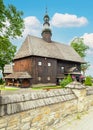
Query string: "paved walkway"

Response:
xmin=58 ymin=108 xmax=93 ymax=130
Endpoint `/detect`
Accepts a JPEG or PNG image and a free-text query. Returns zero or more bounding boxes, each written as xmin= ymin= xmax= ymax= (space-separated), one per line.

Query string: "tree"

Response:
xmin=0 ymin=0 xmax=24 ymax=38
xmin=0 ymin=36 xmax=16 ymax=71
xmin=71 ymin=38 xmax=90 ymax=75
xmin=71 ymin=38 xmax=89 ymax=58
xmin=81 ymin=63 xmax=90 ymax=76
xmin=0 ymin=0 xmax=24 ymax=72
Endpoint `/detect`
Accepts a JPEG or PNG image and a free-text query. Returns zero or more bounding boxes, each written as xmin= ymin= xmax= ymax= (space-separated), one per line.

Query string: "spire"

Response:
xmin=41 ymin=8 xmax=52 ymax=42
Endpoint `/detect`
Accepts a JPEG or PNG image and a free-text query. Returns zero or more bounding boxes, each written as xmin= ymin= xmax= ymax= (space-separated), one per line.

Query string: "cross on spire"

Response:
xmin=46 ymin=6 xmax=48 ymax=14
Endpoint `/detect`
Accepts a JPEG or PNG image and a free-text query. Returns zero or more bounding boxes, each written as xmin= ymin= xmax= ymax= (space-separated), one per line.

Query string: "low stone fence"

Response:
xmin=86 ymin=87 xmax=93 ymax=108
xmin=0 ymin=82 xmax=93 ymax=130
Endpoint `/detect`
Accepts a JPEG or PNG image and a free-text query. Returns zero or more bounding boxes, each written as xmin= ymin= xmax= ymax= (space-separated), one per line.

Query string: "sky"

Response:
xmin=4 ymin=0 xmax=93 ymax=76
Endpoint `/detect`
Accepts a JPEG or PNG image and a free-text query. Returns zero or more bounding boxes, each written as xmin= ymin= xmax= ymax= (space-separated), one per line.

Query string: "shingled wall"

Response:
xmin=0 ymin=84 xmax=93 ymax=130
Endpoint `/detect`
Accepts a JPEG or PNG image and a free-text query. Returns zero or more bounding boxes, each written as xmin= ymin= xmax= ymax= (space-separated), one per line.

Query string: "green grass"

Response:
xmin=0 ymin=84 xmax=61 ymax=91
xmin=0 ymin=86 xmax=20 ymax=91
xmin=32 ymin=86 xmax=61 ymax=90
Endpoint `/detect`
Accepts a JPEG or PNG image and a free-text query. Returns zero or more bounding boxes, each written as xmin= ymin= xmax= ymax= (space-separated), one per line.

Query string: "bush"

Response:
xmin=60 ymin=74 xmax=72 ymax=88
xmin=84 ymin=76 xmax=92 ymax=86
xmin=67 ymin=74 xmax=73 ymax=82
xmin=0 ymin=78 xmax=5 ymax=85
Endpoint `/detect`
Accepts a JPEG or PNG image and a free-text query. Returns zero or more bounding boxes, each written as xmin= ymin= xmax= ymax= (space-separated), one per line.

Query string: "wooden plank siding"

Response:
xmin=13 ymin=56 xmax=57 ymax=84
xmin=13 ymin=57 xmax=32 ymax=73
xmin=13 ymin=56 xmax=81 ymax=85
xmin=57 ymin=60 xmax=81 ymax=74
xmin=31 ymin=57 xmax=57 ymax=84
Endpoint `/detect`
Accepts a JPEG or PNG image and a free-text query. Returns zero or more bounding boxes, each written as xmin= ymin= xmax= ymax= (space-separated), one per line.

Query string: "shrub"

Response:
xmin=0 ymin=78 xmax=5 ymax=85
xmin=84 ymin=76 xmax=92 ymax=86
xmin=60 ymin=78 xmax=68 ymax=88
xmin=67 ymin=74 xmax=73 ymax=82
xmin=60 ymin=74 xmax=72 ymax=88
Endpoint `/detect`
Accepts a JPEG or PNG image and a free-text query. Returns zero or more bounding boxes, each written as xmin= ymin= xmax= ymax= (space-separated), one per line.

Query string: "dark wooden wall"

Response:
xmin=57 ymin=60 xmax=81 ymax=74
xmin=31 ymin=57 xmax=57 ymax=84
xmin=13 ymin=56 xmax=81 ymax=85
xmin=14 ymin=56 xmax=57 ymax=84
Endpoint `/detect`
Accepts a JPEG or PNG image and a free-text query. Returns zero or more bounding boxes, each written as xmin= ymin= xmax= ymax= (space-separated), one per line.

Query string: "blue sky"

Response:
xmin=4 ymin=0 xmax=93 ymax=76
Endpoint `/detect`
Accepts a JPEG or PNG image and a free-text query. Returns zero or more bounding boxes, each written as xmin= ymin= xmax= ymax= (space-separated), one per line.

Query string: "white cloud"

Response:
xmin=23 ymin=16 xmax=42 ymax=37
xmin=87 ymin=49 xmax=93 ymax=55
xmin=90 ymin=65 xmax=93 ymax=69
xmin=0 ymin=19 xmax=10 ymax=36
xmin=51 ymin=13 xmax=88 ymax=28
xmin=86 ymin=64 xmax=93 ymax=76
xmin=82 ymin=33 xmax=93 ymax=48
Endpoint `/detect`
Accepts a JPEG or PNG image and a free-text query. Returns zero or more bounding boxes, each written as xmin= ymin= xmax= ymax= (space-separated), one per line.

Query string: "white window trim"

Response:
xmin=38 ymin=77 xmax=41 ymax=81
xmin=38 ymin=62 xmax=42 ymax=66
xmin=47 ymin=77 xmax=50 ymax=81
xmin=61 ymin=67 xmax=64 ymax=70
xmin=48 ymin=63 xmax=51 ymax=67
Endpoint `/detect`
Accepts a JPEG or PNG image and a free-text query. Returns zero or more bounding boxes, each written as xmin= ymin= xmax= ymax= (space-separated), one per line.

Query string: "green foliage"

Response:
xmin=0 ymin=36 xmax=16 ymax=71
xmin=71 ymin=38 xmax=89 ymax=58
xmin=32 ymin=86 xmax=61 ymax=90
xmin=81 ymin=63 xmax=90 ymax=76
xmin=0 ymin=0 xmax=24 ymax=38
xmin=60 ymin=78 xmax=69 ymax=88
xmin=0 ymin=78 xmax=4 ymax=85
xmin=60 ymin=74 xmax=72 ymax=88
xmin=84 ymin=76 xmax=92 ymax=86
xmin=0 ymin=86 xmax=20 ymax=90
xmin=0 ymin=0 xmax=24 ymax=72
xmin=67 ymin=74 xmax=73 ymax=82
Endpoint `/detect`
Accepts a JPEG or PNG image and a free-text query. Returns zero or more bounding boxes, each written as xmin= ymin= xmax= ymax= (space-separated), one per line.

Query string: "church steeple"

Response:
xmin=41 ymin=8 xmax=52 ymax=42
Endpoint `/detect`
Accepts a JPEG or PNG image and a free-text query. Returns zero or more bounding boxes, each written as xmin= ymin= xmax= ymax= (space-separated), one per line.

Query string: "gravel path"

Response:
xmin=58 ymin=108 xmax=93 ymax=130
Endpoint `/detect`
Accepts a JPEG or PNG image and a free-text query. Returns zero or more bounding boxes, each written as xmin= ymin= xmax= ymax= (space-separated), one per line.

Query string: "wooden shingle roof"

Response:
xmin=14 ymin=35 xmax=85 ymax=63
xmin=5 ymin=72 xmax=32 ymax=79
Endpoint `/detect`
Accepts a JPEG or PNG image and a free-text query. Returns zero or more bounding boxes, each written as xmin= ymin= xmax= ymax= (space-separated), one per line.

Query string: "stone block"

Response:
xmin=8 ymin=115 xmax=20 ymax=127
xmin=7 ymin=125 xmax=17 ymax=130
xmin=55 ymin=112 xmax=60 ymax=118
xmin=47 ymin=118 xmax=55 ymax=126
xmin=20 ymin=122 xmax=31 ymax=130
xmin=21 ymin=116 xmax=32 ymax=123
xmin=32 ymin=114 xmax=43 ymax=123
xmin=0 ymin=128 xmax=6 ymax=130
xmin=0 ymin=106 xmax=5 ymax=117
xmin=41 ymin=107 xmax=51 ymax=115
xmin=0 ymin=118 xmax=7 ymax=129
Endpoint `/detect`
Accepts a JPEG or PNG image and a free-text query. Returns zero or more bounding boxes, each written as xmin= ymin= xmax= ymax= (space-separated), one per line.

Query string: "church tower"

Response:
xmin=41 ymin=8 xmax=52 ymax=42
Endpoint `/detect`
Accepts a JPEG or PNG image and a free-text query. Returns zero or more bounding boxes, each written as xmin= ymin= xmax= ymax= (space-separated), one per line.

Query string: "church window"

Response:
xmin=61 ymin=67 xmax=64 ymax=70
xmin=61 ymin=67 xmax=64 ymax=72
xmin=38 ymin=77 xmax=41 ymax=81
xmin=47 ymin=77 xmax=50 ymax=81
xmin=48 ymin=63 xmax=51 ymax=66
xmin=38 ymin=62 xmax=42 ymax=66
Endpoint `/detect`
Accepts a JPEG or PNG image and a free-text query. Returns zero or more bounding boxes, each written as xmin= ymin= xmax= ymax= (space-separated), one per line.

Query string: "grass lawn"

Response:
xmin=0 ymin=84 xmax=61 ymax=91
xmin=32 ymin=85 xmax=61 ymax=90
xmin=0 ymin=86 xmax=20 ymax=91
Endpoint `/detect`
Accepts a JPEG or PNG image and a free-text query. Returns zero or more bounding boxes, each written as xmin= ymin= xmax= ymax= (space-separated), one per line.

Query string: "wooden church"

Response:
xmin=5 ymin=11 xmax=85 ymax=87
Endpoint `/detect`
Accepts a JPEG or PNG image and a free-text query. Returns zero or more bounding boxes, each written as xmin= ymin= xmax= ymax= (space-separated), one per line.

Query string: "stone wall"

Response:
xmin=0 ymin=83 xmax=93 ymax=130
